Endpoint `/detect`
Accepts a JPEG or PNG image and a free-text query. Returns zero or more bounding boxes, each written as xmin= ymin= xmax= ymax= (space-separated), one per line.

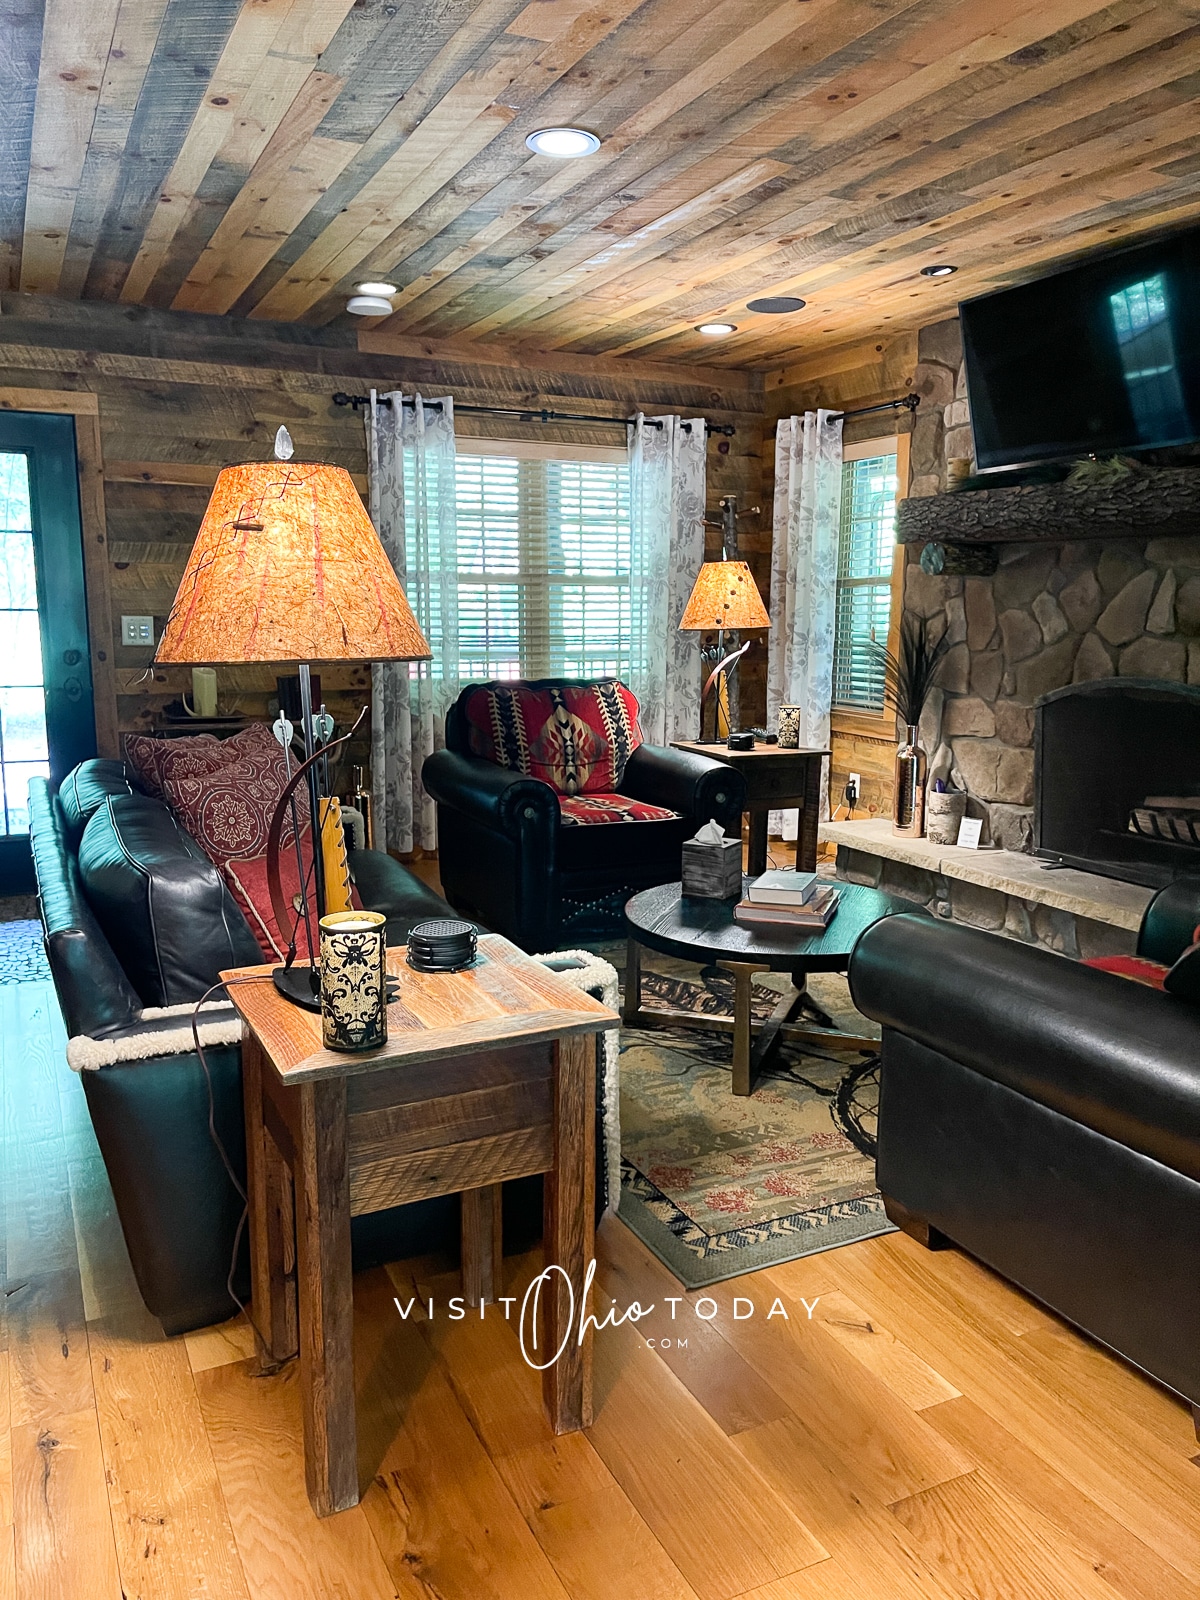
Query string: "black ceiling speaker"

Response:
xmin=746 ymin=296 xmax=806 ymax=313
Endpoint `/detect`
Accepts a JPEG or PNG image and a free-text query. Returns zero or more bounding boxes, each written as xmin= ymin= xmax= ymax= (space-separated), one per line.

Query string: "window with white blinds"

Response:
xmin=831 ymin=448 xmax=899 ymax=711
xmin=455 ymin=448 xmax=631 ymax=680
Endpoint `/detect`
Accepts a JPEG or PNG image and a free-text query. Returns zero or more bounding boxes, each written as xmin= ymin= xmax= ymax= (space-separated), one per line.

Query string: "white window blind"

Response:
xmin=832 ymin=449 xmax=899 ymax=711
xmin=454 ymin=450 xmax=631 ymax=680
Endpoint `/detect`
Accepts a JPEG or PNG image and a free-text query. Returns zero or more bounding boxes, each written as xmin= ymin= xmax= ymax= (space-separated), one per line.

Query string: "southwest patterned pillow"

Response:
xmin=461 ymin=681 xmax=643 ymax=795
xmin=558 ymin=793 xmax=679 ymax=826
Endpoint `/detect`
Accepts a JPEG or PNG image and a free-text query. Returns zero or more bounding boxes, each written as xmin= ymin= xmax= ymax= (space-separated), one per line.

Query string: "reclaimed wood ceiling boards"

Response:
xmin=6 ymin=0 xmax=1200 ymax=371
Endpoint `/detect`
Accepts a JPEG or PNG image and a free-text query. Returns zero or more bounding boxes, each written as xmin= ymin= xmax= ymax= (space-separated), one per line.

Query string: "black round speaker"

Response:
xmin=406 ymin=919 xmax=478 ymax=972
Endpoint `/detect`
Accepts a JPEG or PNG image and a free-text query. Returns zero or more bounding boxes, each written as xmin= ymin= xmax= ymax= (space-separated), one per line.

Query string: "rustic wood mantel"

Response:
xmin=897 ymin=469 xmax=1200 ymax=545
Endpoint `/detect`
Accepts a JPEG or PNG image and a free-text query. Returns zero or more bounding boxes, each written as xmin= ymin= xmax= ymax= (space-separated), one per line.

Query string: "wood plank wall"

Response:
xmin=0 ymin=293 xmax=766 ymax=765
xmin=764 ymin=332 xmax=921 ymax=826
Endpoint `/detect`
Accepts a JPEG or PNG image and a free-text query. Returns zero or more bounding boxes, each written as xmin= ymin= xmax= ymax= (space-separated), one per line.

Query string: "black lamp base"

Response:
xmin=272 ymin=963 xmax=322 ymax=1011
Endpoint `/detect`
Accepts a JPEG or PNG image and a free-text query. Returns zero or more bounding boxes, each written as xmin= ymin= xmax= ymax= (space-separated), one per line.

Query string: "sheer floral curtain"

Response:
xmin=626 ymin=414 xmax=706 ymax=745
xmin=366 ymin=391 xmax=457 ymax=853
xmin=767 ymin=409 xmax=843 ymax=834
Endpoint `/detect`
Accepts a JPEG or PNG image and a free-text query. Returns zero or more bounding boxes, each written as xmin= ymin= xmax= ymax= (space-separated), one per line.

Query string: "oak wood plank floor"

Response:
xmin=3 ymin=975 xmax=1198 ymax=1599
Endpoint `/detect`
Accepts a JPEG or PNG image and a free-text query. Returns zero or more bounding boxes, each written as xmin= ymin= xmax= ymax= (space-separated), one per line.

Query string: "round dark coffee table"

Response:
xmin=623 ymin=879 xmax=909 ymax=1096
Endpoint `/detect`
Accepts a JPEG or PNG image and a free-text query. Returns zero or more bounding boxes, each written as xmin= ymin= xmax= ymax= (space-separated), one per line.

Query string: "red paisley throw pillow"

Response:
xmin=159 ymin=728 xmax=300 ymax=864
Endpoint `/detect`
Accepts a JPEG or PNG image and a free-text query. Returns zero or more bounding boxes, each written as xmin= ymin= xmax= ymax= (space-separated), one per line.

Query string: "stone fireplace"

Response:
xmin=1035 ymin=680 xmax=1200 ymax=887
xmin=900 ymin=317 xmax=1200 ymax=855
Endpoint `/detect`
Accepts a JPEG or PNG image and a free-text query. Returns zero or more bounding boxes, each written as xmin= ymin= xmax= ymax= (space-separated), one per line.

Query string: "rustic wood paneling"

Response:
xmin=0 ymin=0 xmax=1197 ymax=373
xmin=0 ymin=293 xmax=766 ymax=742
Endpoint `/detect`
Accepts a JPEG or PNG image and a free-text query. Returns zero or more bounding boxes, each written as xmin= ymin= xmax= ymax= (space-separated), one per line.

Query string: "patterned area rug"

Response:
xmin=618 ymin=963 xmax=894 ymax=1287
xmin=0 ymin=919 xmax=50 ymax=986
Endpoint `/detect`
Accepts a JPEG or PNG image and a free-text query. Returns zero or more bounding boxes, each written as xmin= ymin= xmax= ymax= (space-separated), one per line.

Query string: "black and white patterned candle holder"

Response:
xmin=319 ymin=911 xmax=388 ymax=1052
xmin=777 ymin=705 xmax=802 ymax=748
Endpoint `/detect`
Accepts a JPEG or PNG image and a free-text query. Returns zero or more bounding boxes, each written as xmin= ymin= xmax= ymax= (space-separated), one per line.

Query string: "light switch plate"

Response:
xmin=121 ymin=614 xmax=155 ymax=646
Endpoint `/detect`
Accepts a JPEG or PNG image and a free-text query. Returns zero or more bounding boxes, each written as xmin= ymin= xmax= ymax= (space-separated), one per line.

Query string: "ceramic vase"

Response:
xmin=925 ymin=788 xmax=967 ymax=846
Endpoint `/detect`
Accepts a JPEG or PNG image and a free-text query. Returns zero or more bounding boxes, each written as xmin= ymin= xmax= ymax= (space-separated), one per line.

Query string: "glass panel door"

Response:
xmin=0 ymin=412 xmax=95 ymax=893
xmin=0 ymin=452 xmax=50 ymax=838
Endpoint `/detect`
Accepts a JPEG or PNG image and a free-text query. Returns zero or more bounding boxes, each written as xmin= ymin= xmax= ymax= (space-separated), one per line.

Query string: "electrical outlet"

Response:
xmin=121 ymin=614 xmax=155 ymax=647
xmin=845 ymin=772 xmax=861 ymax=808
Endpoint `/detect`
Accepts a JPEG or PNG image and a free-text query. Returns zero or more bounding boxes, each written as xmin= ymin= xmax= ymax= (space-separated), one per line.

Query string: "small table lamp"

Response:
xmin=154 ymin=427 xmax=431 ymax=1007
xmin=678 ymin=560 xmax=771 ymax=743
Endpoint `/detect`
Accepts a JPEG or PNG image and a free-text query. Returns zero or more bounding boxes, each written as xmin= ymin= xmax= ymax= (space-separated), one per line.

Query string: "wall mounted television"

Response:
xmin=960 ymin=225 xmax=1200 ymax=471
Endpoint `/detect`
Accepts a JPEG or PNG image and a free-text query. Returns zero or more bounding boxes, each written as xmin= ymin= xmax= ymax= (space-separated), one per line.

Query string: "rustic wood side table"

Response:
xmin=223 ymin=934 xmax=617 ymax=1518
xmin=671 ymin=741 xmax=828 ymax=875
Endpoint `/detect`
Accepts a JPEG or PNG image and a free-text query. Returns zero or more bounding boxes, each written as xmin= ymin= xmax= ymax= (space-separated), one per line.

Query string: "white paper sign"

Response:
xmin=956 ymin=816 xmax=984 ymax=849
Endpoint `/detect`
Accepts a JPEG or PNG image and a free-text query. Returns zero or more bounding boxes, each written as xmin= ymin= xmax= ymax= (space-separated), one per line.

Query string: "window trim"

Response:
xmin=830 ymin=431 xmax=909 ymax=739
xmin=455 ymin=434 xmax=627 ymax=465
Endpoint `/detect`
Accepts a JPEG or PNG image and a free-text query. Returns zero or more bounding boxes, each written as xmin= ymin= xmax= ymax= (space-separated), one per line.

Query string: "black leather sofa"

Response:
xmin=30 ymin=758 xmax=612 ymax=1336
xmin=850 ymin=879 xmax=1200 ymax=1429
xmin=423 ymin=678 xmax=745 ymax=950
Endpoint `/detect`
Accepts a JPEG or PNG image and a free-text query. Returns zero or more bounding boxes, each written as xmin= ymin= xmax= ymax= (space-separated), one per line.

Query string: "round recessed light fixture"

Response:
xmin=696 ymin=321 xmax=737 ymax=336
xmin=354 ymin=280 xmax=397 ymax=297
xmin=746 ymin=295 xmax=806 ymax=313
xmin=525 ymin=126 xmax=601 ymax=158
xmin=346 ymin=294 xmax=394 ymax=316
xmin=920 ymin=263 xmax=958 ymax=277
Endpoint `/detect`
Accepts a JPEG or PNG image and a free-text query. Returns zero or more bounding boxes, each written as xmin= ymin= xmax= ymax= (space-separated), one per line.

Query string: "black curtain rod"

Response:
xmin=827 ymin=394 xmax=921 ymax=422
xmin=332 ymin=391 xmax=735 ymax=436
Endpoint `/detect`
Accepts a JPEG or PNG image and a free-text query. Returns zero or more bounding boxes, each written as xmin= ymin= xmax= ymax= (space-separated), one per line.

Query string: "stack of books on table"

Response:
xmin=733 ymin=870 xmax=840 ymax=931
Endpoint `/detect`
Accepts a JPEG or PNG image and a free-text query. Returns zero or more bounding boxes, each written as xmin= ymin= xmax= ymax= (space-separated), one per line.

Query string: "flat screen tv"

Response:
xmin=960 ymin=225 xmax=1200 ymax=471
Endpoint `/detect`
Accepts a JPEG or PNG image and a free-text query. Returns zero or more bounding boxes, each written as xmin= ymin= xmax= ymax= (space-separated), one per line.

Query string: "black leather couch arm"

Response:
xmin=850 ymin=912 xmax=1200 ymax=1182
xmin=422 ymin=748 xmax=559 ymax=839
xmin=618 ymin=743 xmax=745 ymax=832
xmin=1138 ymin=874 xmax=1200 ymax=965
xmin=29 ymin=778 xmax=142 ymax=1038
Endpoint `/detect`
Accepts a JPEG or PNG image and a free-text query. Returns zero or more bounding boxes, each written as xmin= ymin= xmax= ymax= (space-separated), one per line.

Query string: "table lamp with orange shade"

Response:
xmin=678 ymin=559 xmax=771 ymax=743
xmin=154 ymin=427 xmax=431 ymax=1008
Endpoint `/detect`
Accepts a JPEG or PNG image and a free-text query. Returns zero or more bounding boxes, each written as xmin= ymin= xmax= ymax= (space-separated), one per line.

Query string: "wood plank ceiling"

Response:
xmin=4 ymin=0 xmax=1200 ymax=372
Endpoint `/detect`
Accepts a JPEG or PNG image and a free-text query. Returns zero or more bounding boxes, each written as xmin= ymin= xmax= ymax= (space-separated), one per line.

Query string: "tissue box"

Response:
xmin=681 ymin=834 xmax=743 ymax=900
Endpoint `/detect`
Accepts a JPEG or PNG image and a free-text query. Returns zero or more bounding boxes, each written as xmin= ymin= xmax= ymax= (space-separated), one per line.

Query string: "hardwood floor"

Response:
xmin=2 ymin=972 xmax=1197 ymax=1599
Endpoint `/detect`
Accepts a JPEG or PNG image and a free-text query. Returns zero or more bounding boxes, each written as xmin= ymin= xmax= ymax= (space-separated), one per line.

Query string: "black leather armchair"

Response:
xmin=424 ymin=680 xmax=745 ymax=950
xmin=849 ymin=880 xmax=1200 ymax=1430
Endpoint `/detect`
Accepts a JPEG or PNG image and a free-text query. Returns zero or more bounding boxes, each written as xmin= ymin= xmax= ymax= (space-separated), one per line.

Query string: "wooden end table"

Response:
xmin=670 ymin=740 xmax=828 ymax=875
xmin=223 ymin=934 xmax=616 ymax=1518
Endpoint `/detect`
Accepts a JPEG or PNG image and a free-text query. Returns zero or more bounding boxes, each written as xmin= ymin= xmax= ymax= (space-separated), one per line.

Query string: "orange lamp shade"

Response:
xmin=678 ymin=560 xmax=771 ymax=632
xmin=154 ymin=460 xmax=432 ymax=665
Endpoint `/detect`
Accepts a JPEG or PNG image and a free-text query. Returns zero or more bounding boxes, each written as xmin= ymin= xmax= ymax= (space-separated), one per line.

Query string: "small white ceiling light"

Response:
xmin=525 ymin=127 xmax=601 ymax=158
xmin=920 ymin=263 xmax=958 ymax=277
xmin=696 ymin=321 xmax=737 ymax=336
xmin=354 ymin=281 xmax=397 ymax=296
xmin=346 ymin=294 xmax=394 ymax=316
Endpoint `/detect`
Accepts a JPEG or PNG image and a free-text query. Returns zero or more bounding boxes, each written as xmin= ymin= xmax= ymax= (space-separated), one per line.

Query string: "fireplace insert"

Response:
xmin=1035 ymin=680 xmax=1200 ymax=888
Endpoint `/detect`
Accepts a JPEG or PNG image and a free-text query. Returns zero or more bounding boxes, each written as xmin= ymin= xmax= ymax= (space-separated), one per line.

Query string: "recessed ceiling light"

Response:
xmin=746 ymin=295 xmax=806 ymax=313
xmin=354 ymin=280 xmax=397 ymax=296
xmin=525 ymin=127 xmax=601 ymax=158
xmin=696 ymin=321 xmax=737 ymax=336
xmin=346 ymin=295 xmax=394 ymax=316
xmin=920 ymin=263 xmax=958 ymax=277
